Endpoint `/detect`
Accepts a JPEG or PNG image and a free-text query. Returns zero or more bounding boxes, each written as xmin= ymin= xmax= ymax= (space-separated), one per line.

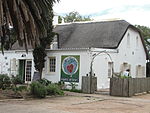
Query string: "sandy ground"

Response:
xmin=0 ymin=92 xmax=150 ymax=113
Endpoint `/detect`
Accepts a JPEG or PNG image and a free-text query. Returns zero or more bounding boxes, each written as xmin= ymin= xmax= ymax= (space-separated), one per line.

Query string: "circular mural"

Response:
xmin=62 ymin=56 xmax=78 ymax=75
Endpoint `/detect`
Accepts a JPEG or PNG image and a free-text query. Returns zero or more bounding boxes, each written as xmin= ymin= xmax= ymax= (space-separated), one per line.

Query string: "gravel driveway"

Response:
xmin=0 ymin=92 xmax=150 ymax=113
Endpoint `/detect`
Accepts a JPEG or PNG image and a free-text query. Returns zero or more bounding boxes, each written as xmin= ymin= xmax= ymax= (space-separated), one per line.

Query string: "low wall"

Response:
xmin=110 ymin=77 xmax=150 ymax=97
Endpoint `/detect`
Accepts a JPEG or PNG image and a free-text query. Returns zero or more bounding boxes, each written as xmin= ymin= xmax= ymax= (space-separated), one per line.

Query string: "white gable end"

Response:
xmin=117 ymin=27 xmax=146 ymax=78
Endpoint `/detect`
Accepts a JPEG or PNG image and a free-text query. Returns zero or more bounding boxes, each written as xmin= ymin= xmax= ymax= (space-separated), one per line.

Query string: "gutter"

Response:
xmin=45 ymin=48 xmax=90 ymax=51
xmin=1 ymin=47 xmax=119 ymax=53
xmin=90 ymin=47 xmax=119 ymax=53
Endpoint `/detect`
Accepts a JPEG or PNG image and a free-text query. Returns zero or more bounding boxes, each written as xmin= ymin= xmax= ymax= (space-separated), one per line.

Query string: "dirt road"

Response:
xmin=0 ymin=92 xmax=150 ymax=113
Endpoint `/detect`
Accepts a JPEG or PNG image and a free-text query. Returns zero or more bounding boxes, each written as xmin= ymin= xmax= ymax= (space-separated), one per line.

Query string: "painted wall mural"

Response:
xmin=61 ymin=55 xmax=80 ymax=82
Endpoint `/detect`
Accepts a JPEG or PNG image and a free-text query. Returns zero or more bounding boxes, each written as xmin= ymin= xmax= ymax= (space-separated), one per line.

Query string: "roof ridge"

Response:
xmin=57 ymin=19 xmax=130 ymax=26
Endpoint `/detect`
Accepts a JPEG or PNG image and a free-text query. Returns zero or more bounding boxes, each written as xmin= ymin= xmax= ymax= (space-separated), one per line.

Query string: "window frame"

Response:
xmin=127 ymin=33 xmax=130 ymax=47
xmin=136 ymin=65 xmax=145 ymax=78
xmin=48 ymin=56 xmax=56 ymax=73
xmin=136 ymin=36 xmax=139 ymax=49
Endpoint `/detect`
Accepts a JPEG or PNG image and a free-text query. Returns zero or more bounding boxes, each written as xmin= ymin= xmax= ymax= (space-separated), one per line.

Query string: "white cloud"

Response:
xmin=93 ymin=7 xmax=150 ymax=27
xmin=54 ymin=0 xmax=150 ymax=26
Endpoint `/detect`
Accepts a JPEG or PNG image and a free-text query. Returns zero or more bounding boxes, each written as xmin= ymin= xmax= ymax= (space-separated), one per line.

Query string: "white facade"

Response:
xmin=91 ymin=28 xmax=146 ymax=89
xmin=0 ymin=27 xmax=147 ymax=89
xmin=0 ymin=51 xmax=35 ymax=83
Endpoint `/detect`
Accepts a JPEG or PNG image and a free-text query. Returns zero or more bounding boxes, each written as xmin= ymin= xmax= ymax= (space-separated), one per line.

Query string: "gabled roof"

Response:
xmin=11 ymin=20 xmax=149 ymax=59
xmin=54 ymin=20 xmax=130 ymax=49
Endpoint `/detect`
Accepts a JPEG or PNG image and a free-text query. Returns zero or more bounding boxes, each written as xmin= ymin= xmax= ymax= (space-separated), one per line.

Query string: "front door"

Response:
xmin=18 ymin=60 xmax=25 ymax=82
xmin=19 ymin=60 xmax=32 ymax=83
xmin=25 ymin=60 xmax=32 ymax=83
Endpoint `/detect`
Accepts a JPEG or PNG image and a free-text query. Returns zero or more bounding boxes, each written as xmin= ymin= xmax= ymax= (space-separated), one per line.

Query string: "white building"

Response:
xmin=0 ymin=20 xmax=148 ymax=89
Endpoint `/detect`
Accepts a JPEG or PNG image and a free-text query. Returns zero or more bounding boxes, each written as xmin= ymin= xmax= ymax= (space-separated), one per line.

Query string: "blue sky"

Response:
xmin=54 ymin=0 xmax=150 ymax=27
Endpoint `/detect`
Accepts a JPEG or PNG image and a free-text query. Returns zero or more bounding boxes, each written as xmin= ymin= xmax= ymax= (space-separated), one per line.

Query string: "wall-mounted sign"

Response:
xmin=61 ymin=55 xmax=80 ymax=82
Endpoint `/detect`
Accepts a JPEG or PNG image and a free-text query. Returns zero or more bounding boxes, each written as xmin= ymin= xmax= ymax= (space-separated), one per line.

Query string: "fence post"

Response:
xmin=128 ymin=78 xmax=134 ymax=97
xmin=82 ymin=76 xmax=97 ymax=94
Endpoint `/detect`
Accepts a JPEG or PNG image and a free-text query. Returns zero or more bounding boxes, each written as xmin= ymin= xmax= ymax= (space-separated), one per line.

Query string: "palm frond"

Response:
xmin=0 ymin=0 xmax=59 ymax=52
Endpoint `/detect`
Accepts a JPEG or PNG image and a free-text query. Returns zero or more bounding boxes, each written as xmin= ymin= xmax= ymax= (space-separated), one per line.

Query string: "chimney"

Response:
xmin=53 ymin=13 xmax=58 ymax=25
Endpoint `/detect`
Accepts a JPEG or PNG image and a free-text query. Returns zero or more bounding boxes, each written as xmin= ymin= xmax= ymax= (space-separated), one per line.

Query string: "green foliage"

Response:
xmin=0 ymin=74 xmax=11 ymax=90
xmin=58 ymin=16 xmax=62 ymax=23
xmin=38 ymin=78 xmax=51 ymax=86
xmin=119 ymin=75 xmax=132 ymax=79
xmin=33 ymin=31 xmax=56 ymax=79
xmin=12 ymin=85 xmax=27 ymax=93
xmin=46 ymin=84 xmax=64 ymax=95
xmin=11 ymin=75 xmax=23 ymax=85
xmin=39 ymin=31 xmax=55 ymax=49
xmin=146 ymin=62 xmax=150 ymax=77
xmin=57 ymin=81 xmax=65 ymax=85
xmin=135 ymin=25 xmax=150 ymax=53
xmin=135 ymin=25 xmax=150 ymax=39
xmin=63 ymin=11 xmax=92 ymax=23
xmin=3 ymin=28 xmax=17 ymax=50
xmin=55 ymin=81 xmax=65 ymax=89
xmin=68 ymin=82 xmax=78 ymax=90
xmin=30 ymin=81 xmax=64 ymax=98
xmin=1 ymin=0 xmax=59 ymax=53
xmin=30 ymin=82 xmax=47 ymax=98
xmin=64 ymin=89 xmax=82 ymax=93
xmin=33 ymin=46 xmax=46 ymax=79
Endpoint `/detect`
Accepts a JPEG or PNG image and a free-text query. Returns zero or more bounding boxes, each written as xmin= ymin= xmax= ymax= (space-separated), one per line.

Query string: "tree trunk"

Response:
xmin=39 ymin=69 xmax=43 ymax=80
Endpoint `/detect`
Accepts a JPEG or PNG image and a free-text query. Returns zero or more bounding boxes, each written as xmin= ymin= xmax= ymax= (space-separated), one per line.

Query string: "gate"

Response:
xmin=81 ymin=76 xmax=97 ymax=93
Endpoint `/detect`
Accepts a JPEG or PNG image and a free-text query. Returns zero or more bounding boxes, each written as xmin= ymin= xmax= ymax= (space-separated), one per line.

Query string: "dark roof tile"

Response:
xmin=54 ymin=20 xmax=130 ymax=49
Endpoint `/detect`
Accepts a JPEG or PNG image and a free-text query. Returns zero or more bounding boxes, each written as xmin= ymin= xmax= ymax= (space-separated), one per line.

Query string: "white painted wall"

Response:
xmin=0 ymin=27 xmax=147 ymax=90
xmin=115 ymin=28 xmax=146 ymax=78
xmin=43 ymin=49 xmax=91 ymax=89
xmin=91 ymin=49 xmax=118 ymax=89
xmin=0 ymin=51 xmax=35 ymax=80
xmin=90 ymin=27 xmax=147 ymax=89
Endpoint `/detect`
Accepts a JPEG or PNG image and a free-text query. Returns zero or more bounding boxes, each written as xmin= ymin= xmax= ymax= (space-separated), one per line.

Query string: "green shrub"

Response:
xmin=17 ymin=86 xmax=27 ymax=91
xmin=46 ymin=84 xmax=64 ymax=95
xmin=63 ymin=89 xmax=82 ymax=93
xmin=12 ymin=85 xmax=27 ymax=92
xmin=120 ymin=75 xmax=132 ymax=79
xmin=55 ymin=81 xmax=65 ymax=89
xmin=11 ymin=75 xmax=23 ymax=85
xmin=68 ymin=82 xmax=78 ymax=90
xmin=0 ymin=74 xmax=11 ymax=90
xmin=11 ymin=85 xmax=28 ymax=98
xmin=38 ymin=78 xmax=51 ymax=86
xmin=70 ymin=89 xmax=82 ymax=93
xmin=30 ymin=82 xmax=47 ymax=98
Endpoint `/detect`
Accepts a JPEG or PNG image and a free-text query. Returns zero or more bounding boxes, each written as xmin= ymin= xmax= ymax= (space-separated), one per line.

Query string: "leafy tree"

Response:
xmin=33 ymin=46 xmax=46 ymax=79
xmin=0 ymin=0 xmax=59 ymax=79
xmin=62 ymin=11 xmax=92 ymax=23
xmin=0 ymin=0 xmax=59 ymax=53
xmin=3 ymin=28 xmax=17 ymax=50
xmin=58 ymin=16 xmax=63 ymax=24
xmin=135 ymin=25 xmax=150 ymax=53
xmin=136 ymin=25 xmax=150 ymax=76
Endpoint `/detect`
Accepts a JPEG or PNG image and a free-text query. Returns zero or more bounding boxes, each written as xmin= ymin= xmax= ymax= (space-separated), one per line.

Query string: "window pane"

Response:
xmin=49 ymin=57 xmax=56 ymax=72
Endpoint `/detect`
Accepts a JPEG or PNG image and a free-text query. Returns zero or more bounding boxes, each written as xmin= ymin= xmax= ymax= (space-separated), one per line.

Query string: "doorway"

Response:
xmin=18 ymin=60 xmax=32 ymax=83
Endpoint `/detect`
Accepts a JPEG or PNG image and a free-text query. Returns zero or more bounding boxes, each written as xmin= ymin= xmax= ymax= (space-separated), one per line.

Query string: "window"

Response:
xmin=108 ymin=62 xmax=113 ymax=78
xmin=127 ymin=33 xmax=130 ymax=47
xmin=25 ymin=60 xmax=32 ymax=81
xmin=136 ymin=65 xmax=145 ymax=78
xmin=49 ymin=57 xmax=56 ymax=72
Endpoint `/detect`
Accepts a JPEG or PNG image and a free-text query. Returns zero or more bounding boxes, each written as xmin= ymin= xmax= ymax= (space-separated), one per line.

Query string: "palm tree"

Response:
xmin=0 ymin=0 xmax=59 ymax=52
